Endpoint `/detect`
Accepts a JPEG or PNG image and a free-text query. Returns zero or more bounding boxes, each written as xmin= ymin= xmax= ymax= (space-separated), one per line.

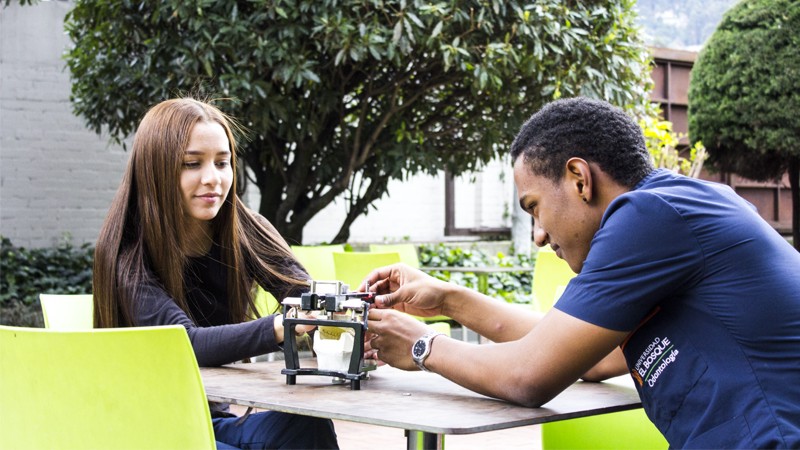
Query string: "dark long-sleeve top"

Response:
xmin=133 ymin=242 xmax=309 ymax=367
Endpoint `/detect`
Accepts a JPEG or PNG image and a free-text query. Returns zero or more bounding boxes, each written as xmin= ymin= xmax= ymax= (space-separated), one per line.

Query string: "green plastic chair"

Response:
xmin=531 ymin=247 xmax=667 ymax=449
xmin=369 ymin=243 xmax=420 ymax=268
xmin=39 ymin=293 xmax=93 ymax=330
xmin=253 ymin=286 xmax=281 ymax=317
xmin=0 ymin=324 xmax=216 ymax=450
xmin=333 ymin=251 xmax=403 ymax=291
xmin=532 ymin=245 xmax=576 ymax=311
xmin=291 ymin=244 xmax=345 ymax=280
xmin=543 ymin=410 xmax=667 ymax=449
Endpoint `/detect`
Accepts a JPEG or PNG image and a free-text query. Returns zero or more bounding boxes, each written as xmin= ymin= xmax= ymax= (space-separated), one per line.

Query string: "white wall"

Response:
xmin=0 ymin=1 xmax=512 ymax=248
xmin=1 ymin=1 xmax=129 ymax=248
xmin=452 ymin=155 xmax=515 ymax=233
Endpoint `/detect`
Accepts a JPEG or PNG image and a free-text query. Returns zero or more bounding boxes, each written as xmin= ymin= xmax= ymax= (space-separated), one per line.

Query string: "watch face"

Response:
xmin=412 ymin=340 xmax=426 ymax=359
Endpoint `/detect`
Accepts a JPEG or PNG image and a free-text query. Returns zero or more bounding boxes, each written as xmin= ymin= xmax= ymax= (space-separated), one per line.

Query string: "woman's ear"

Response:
xmin=565 ymin=158 xmax=593 ymax=203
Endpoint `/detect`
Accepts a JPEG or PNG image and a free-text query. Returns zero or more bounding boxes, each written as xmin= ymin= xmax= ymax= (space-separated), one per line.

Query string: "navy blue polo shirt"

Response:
xmin=556 ymin=170 xmax=800 ymax=448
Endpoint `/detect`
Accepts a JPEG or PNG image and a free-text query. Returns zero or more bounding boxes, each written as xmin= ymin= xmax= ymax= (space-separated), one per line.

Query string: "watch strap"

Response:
xmin=412 ymin=332 xmax=444 ymax=372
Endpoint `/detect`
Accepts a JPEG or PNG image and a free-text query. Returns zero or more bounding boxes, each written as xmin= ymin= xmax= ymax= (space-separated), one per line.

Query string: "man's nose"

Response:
xmin=533 ymin=222 xmax=548 ymax=248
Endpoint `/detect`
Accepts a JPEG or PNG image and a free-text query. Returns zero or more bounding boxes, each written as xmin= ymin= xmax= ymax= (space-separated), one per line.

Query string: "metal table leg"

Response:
xmin=406 ymin=430 xmax=444 ymax=450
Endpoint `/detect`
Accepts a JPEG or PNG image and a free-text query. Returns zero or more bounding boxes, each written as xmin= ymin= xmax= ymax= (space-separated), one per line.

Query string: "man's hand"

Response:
xmin=366 ymin=308 xmax=434 ymax=370
xmin=361 ymin=263 xmax=452 ymax=317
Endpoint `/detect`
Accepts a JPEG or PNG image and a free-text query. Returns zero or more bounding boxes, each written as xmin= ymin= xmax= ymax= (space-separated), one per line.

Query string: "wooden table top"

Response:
xmin=200 ymin=360 xmax=641 ymax=436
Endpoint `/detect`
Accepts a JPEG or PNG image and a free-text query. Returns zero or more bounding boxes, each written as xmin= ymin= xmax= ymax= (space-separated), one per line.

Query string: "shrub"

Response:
xmin=418 ymin=243 xmax=534 ymax=304
xmin=0 ymin=236 xmax=94 ymax=326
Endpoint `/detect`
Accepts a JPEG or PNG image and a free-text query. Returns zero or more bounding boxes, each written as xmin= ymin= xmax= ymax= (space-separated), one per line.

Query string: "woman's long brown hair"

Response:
xmin=93 ymin=98 xmax=304 ymax=327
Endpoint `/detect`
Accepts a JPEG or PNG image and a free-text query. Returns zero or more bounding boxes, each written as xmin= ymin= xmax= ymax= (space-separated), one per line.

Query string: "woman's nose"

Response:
xmin=200 ymin=163 xmax=220 ymax=185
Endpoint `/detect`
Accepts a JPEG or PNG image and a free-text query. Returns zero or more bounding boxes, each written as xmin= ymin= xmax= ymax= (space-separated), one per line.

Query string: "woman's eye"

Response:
xmin=183 ymin=161 xmax=200 ymax=169
xmin=215 ymin=160 xmax=230 ymax=168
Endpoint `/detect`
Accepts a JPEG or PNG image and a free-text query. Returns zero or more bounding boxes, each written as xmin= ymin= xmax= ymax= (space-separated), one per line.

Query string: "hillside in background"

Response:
xmin=635 ymin=0 xmax=739 ymax=51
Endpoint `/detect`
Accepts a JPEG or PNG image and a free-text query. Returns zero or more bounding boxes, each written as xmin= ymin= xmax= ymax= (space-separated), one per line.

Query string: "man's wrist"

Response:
xmin=440 ymin=282 xmax=467 ymax=319
xmin=411 ymin=332 xmax=445 ymax=372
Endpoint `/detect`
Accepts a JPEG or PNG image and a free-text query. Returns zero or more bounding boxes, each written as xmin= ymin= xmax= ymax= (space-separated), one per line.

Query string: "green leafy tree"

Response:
xmin=640 ymin=116 xmax=707 ymax=178
xmin=64 ymin=0 xmax=652 ymax=244
xmin=688 ymin=0 xmax=800 ymax=250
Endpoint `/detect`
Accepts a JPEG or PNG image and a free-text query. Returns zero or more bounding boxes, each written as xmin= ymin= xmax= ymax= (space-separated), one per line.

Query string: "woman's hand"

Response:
xmin=361 ymin=263 xmax=452 ymax=318
xmin=273 ymin=313 xmax=317 ymax=344
xmin=366 ymin=308 xmax=433 ymax=371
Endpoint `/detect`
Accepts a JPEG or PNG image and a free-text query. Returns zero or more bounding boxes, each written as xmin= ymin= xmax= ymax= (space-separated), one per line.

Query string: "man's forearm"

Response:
xmin=441 ymin=284 xmax=542 ymax=342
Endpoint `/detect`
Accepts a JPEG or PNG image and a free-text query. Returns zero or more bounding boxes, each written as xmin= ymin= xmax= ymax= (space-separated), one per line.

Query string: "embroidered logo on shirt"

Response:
xmin=631 ymin=336 xmax=680 ymax=388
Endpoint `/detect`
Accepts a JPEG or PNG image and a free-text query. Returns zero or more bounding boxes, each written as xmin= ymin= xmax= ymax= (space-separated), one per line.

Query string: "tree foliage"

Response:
xmin=64 ymin=0 xmax=652 ymax=243
xmin=688 ymin=0 xmax=800 ymax=249
xmin=641 ymin=116 xmax=706 ymax=178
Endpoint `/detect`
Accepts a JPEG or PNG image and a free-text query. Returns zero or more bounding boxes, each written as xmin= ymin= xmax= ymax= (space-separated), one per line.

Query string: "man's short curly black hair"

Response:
xmin=510 ymin=97 xmax=653 ymax=188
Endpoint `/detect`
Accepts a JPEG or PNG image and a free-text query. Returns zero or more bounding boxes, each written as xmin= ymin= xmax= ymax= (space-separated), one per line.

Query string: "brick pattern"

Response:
xmin=1 ymin=2 xmax=128 ymax=248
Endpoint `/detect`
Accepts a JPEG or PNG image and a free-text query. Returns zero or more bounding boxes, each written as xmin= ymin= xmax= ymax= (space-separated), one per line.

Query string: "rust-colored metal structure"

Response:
xmin=651 ymin=47 xmax=792 ymax=234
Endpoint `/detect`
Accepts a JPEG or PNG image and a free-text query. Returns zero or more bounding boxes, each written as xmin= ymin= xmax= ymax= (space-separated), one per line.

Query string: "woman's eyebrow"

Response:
xmin=184 ymin=149 xmax=231 ymax=156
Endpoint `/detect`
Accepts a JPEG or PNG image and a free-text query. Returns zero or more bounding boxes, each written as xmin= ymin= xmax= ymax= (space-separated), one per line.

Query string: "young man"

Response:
xmin=364 ymin=97 xmax=800 ymax=448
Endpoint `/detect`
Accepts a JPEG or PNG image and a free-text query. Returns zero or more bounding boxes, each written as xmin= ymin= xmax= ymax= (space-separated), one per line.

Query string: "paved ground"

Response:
xmin=334 ymin=419 xmax=541 ymax=449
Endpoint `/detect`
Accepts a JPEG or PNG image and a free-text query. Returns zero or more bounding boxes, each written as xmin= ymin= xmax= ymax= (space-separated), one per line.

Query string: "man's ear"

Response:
xmin=565 ymin=158 xmax=593 ymax=203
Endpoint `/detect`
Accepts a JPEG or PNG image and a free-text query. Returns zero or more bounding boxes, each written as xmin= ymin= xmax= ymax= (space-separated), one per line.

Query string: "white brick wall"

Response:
xmin=0 ymin=1 xmax=511 ymax=248
xmin=1 ymin=1 xmax=129 ymax=248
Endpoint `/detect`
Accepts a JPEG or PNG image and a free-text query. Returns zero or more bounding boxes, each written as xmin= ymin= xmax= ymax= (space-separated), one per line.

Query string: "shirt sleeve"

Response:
xmin=133 ymin=282 xmax=282 ymax=367
xmin=555 ymin=191 xmax=706 ymax=331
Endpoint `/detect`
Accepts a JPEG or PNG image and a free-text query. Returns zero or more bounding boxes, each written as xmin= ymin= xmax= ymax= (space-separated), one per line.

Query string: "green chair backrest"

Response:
xmin=39 ymin=293 xmax=94 ymax=330
xmin=531 ymin=245 xmax=576 ymax=312
xmin=530 ymin=250 xmax=667 ymax=449
xmin=333 ymin=251 xmax=402 ymax=291
xmin=0 ymin=325 xmax=216 ymax=450
xmin=254 ymin=286 xmax=281 ymax=317
xmin=368 ymin=243 xmax=420 ymax=269
xmin=291 ymin=244 xmax=346 ymax=280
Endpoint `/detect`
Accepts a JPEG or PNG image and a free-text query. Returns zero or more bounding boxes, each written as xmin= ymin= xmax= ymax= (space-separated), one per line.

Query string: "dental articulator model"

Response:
xmin=280 ymin=280 xmax=376 ymax=390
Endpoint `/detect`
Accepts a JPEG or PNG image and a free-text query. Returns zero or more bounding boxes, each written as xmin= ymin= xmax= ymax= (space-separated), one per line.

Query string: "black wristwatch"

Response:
xmin=411 ymin=332 xmax=444 ymax=372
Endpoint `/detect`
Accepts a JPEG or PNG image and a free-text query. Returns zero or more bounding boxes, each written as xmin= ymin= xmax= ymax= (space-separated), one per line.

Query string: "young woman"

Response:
xmin=93 ymin=98 xmax=339 ymax=449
